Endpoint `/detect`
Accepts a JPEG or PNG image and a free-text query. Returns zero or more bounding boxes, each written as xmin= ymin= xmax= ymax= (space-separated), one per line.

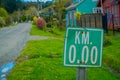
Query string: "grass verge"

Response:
xmin=7 ymin=39 xmax=120 ymax=80
xmin=103 ymin=36 xmax=120 ymax=72
xmin=30 ymin=25 xmax=65 ymax=38
xmin=7 ymin=26 xmax=120 ymax=80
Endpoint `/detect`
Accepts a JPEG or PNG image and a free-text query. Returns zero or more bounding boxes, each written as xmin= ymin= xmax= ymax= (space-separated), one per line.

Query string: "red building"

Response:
xmin=97 ymin=0 xmax=120 ymax=30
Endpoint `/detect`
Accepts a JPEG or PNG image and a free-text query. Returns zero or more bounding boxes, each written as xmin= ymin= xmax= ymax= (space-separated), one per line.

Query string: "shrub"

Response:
xmin=104 ymin=37 xmax=112 ymax=47
xmin=5 ymin=16 xmax=13 ymax=26
xmin=36 ymin=18 xmax=46 ymax=30
xmin=32 ymin=16 xmax=38 ymax=25
xmin=0 ymin=17 xmax=5 ymax=27
xmin=33 ymin=16 xmax=38 ymax=22
xmin=47 ymin=22 xmax=52 ymax=28
xmin=0 ymin=8 xmax=8 ymax=19
xmin=74 ymin=11 xmax=81 ymax=19
xmin=20 ymin=15 xmax=26 ymax=22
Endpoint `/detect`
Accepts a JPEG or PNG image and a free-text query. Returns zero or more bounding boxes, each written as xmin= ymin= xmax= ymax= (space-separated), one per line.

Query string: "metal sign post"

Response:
xmin=64 ymin=27 xmax=104 ymax=80
xmin=64 ymin=28 xmax=103 ymax=67
xmin=76 ymin=67 xmax=86 ymax=80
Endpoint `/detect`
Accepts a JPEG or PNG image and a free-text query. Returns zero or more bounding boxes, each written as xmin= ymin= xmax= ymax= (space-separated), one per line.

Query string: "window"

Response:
xmin=93 ymin=7 xmax=101 ymax=13
xmin=72 ymin=11 xmax=75 ymax=27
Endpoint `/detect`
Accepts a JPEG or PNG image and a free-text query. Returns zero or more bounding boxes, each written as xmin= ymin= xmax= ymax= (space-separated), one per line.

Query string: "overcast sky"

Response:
xmin=24 ymin=0 xmax=53 ymax=3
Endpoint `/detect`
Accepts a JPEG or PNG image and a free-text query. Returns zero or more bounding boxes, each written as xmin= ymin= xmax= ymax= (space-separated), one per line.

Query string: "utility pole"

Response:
xmin=37 ymin=0 xmax=42 ymax=18
xmin=37 ymin=0 xmax=40 ymax=17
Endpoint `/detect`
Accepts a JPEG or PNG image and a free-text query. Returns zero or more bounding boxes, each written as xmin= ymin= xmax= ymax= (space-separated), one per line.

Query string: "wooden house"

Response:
xmin=66 ymin=0 xmax=100 ymax=27
xmin=97 ymin=0 xmax=120 ymax=30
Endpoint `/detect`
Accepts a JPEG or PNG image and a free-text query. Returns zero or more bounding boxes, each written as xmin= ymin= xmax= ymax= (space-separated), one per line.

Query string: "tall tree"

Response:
xmin=0 ymin=0 xmax=23 ymax=13
xmin=53 ymin=0 xmax=70 ymax=29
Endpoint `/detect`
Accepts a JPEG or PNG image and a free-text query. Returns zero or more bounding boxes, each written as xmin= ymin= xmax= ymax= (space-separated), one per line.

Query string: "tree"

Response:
xmin=29 ymin=6 xmax=38 ymax=17
xmin=0 ymin=17 xmax=5 ymax=27
xmin=0 ymin=0 xmax=23 ymax=13
xmin=24 ymin=6 xmax=38 ymax=21
xmin=12 ymin=10 xmax=21 ymax=22
xmin=0 ymin=8 xmax=8 ymax=19
xmin=53 ymin=0 xmax=72 ymax=29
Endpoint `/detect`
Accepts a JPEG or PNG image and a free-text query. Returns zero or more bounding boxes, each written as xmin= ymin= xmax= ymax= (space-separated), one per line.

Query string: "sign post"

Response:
xmin=64 ymin=28 xmax=104 ymax=80
xmin=76 ymin=67 xmax=86 ymax=80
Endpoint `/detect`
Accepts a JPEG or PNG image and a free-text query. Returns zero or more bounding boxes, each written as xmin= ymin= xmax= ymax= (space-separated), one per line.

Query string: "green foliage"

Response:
xmin=7 ymin=26 xmax=120 ymax=80
xmin=1 ymin=0 xmax=23 ymax=13
xmin=0 ymin=17 xmax=5 ymax=27
xmin=30 ymin=25 xmax=65 ymax=38
xmin=74 ymin=11 xmax=81 ymax=19
xmin=46 ymin=22 xmax=52 ymax=28
xmin=0 ymin=8 xmax=8 ymax=19
xmin=53 ymin=0 xmax=68 ymax=29
xmin=7 ymin=40 xmax=76 ymax=80
xmin=103 ymin=36 xmax=120 ymax=72
xmin=5 ymin=16 xmax=12 ymax=26
xmin=20 ymin=15 xmax=26 ymax=22
xmin=7 ymin=39 xmax=120 ymax=80
xmin=104 ymin=36 xmax=112 ymax=47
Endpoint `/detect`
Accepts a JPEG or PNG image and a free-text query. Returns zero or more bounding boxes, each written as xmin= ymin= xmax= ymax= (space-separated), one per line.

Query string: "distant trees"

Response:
xmin=11 ymin=6 xmax=38 ymax=22
xmin=0 ymin=8 xmax=8 ymax=19
xmin=0 ymin=0 xmax=73 ymax=28
xmin=0 ymin=0 xmax=39 ymax=27
xmin=0 ymin=8 xmax=9 ymax=27
xmin=52 ymin=0 xmax=72 ymax=29
xmin=0 ymin=0 xmax=23 ymax=13
xmin=40 ymin=0 xmax=72 ymax=29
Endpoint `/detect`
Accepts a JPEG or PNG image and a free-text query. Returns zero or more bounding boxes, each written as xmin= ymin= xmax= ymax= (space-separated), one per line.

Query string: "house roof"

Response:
xmin=66 ymin=2 xmax=81 ymax=10
xmin=66 ymin=0 xmax=85 ymax=10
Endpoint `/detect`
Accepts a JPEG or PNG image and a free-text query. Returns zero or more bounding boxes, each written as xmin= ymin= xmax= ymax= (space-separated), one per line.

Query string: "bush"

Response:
xmin=0 ymin=17 xmax=5 ymax=27
xmin=36 ymin=18 xmax=46 ymax=30
xmin=33 ymin=16 xmax=38 ymax=22
xmin=32 ymin=16 xmax=38 ymax=25
xmin=20 ymin=15 xmax=26 ymax=22
xmin=5 ymin=16 xmax=13 ymax=26
xmin=74 ymin=11 xmax=81 ymax=19
xmin=47 ymin=22 xmax=52 ymax=28
xmin=104 ymin=37 xmax=112 ymax=47
xmin=0 ymin=8 xmax=8 ymax=19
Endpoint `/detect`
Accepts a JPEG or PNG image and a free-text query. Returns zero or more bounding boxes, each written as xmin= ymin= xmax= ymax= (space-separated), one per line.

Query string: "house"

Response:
xmin=97 ymin=0 xmax=120 ymax=30
xmin=66 ymin=0 xmax=100 ymax=27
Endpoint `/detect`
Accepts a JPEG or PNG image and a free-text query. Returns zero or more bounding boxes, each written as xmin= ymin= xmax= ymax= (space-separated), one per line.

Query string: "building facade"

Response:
xmin=66 ymin=0 xmax=99 ymax=27
xmin=97 ymin=0 xmax=120 ymax=30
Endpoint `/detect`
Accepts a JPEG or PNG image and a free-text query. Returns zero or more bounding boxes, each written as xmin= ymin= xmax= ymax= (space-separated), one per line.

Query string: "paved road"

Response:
xmin=0 ymin=23 xmax=31 ymax=66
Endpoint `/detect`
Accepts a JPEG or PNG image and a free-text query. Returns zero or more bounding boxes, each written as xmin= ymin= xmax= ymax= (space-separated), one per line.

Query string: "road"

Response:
xmin=0 ymin=23 xmax=31 ymax=67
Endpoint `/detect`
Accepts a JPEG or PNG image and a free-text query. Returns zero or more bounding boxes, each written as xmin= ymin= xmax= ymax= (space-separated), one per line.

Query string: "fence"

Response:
xmin=77 ymin=13 xmax=102 ymax=28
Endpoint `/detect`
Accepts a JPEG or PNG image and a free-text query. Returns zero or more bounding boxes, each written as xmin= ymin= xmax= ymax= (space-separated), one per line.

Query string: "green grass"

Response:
xmin=7 ymin=26 xmax=120 ymax=80
xmin=7 ymin=39 xmax=120 ymax=80
xmin=103 ymin=36 xmax=120 ymax=71
xmin=0 ymin=23 xmax=17 ymax=29
xmin=7 ymin=39 xmax=76 ymax=80
xmin=30 ymin=25 xmax=65 ymax=38
xmin=9 ymin=23 xmax=18 ymax=27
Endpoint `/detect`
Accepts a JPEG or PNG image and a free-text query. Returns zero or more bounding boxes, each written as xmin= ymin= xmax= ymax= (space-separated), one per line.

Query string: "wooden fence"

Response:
xmin=77 ymin=13 xmax=102 ymax=28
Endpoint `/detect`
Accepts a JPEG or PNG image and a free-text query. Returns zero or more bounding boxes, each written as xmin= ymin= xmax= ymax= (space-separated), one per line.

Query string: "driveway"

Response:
xmin=0 ymin=23 xmax=32 ymax=66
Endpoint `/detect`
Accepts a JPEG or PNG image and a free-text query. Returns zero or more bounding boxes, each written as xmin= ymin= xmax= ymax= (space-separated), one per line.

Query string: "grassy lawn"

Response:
xmin=30 ymin=25 xmax=65 ymax=38
xmin=104 ymin=35 xmax=120 ymax=71
xmin=7 ymin=26 xmax=120 ymax=80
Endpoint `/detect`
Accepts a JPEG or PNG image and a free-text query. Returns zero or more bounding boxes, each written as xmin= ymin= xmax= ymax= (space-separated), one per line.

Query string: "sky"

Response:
xmin=23 ymin=0 xmax=53 ymax=3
